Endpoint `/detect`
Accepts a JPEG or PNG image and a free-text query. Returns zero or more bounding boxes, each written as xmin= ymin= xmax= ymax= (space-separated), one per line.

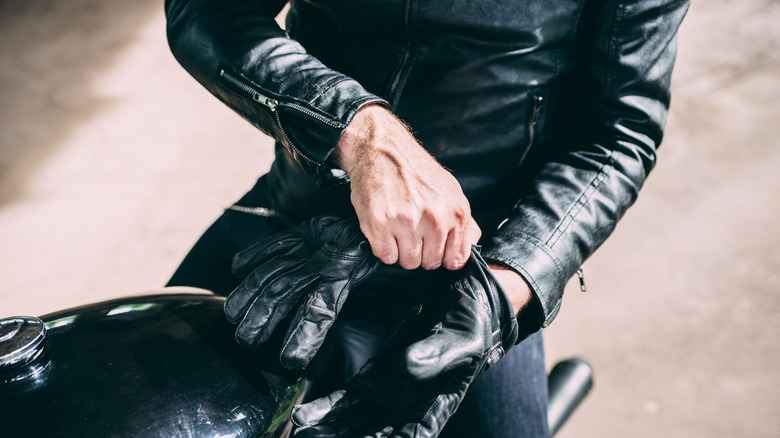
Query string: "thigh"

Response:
xmin=166 ymin=175 xmax=288 ymax=295
xmin=440 ymin=330 xmax=549 ymax=438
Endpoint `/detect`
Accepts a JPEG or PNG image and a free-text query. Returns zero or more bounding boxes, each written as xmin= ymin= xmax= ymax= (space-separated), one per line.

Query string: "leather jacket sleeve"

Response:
xmin=482 ymin=0 xmax=690 ymax=328
xmin=164 ymin=0 xmax=388 ymax=187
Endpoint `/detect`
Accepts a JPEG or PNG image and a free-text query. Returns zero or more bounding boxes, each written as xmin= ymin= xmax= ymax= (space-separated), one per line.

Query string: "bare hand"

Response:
xmin=335 ymin=105 xmax=481 ymax=270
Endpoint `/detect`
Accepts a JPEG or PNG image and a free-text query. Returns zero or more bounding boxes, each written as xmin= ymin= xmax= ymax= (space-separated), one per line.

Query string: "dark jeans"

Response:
xmin=167 ymin=175 xmax=550 ymax=438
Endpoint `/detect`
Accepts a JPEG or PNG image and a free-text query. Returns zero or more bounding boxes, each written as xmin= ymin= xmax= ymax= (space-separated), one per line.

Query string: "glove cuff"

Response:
xmin=469 ymin=247 xmax=519 ymax=351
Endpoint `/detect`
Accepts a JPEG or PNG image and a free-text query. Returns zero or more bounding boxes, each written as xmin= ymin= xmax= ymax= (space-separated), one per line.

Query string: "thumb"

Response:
xmin=292 ymin=390 xmax=348 ymax=429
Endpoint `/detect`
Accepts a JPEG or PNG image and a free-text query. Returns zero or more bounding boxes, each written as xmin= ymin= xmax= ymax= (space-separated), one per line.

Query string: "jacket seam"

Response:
xmin=345 ymin=95 xmax=388 ymax=121
xmin=485 ymin=231 xmax=564 ymax=278
xmin=483 ymin=231 xmax=564 ymax=320
xmin=544 ymin=0 xmax=625 ymax=250
xmin=306 ymin=75 xmax=349 ymax=108
xmin=547 ymin=151 xmax=615 ymax=248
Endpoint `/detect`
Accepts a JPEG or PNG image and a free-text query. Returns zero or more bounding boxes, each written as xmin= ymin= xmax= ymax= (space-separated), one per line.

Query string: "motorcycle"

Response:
xmin=0 ymin=292 xmax=591 ymax=437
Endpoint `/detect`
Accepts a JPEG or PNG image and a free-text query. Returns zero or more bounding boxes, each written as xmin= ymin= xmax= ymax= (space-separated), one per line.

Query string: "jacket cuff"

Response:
xmin=215 ymin=65 xmax=389 ymax=188
xmin=312 ymin=96 xmax=389 ymax=187
xmin=482 ymin=230 xmax=566 ymax=328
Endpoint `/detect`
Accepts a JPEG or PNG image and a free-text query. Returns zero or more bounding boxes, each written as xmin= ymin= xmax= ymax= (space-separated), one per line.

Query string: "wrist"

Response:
xmin=488 ymin=263 xmax=533 ymax=315
xmin=334 ymin=104 xmax=389 ymax=174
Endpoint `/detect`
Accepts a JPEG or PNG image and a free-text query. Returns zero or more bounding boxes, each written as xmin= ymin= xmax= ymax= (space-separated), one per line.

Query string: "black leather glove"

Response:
xmin=291 ymin=247 xmax=521 ymax=438
xmin=224 ymin=212 xmax=380 ymax=370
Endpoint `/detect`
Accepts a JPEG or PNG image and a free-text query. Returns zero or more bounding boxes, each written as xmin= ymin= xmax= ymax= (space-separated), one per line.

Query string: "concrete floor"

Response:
xmin=1 ymin=0 xmax=778 ymax=436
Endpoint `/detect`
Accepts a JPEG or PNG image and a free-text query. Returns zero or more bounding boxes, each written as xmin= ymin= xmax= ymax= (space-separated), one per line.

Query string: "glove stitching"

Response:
xmin=236 ymin=262 xmax=313 ymax=348
xmin=232 ymin=235 xmax=304 ymax=276
xmin=226 ymin=261 xmax=297 ymax=323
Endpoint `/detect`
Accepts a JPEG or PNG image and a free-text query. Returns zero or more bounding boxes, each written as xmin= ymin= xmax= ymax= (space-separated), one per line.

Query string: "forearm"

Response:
xmin=483 ymin=0 xmax=689 ymax=327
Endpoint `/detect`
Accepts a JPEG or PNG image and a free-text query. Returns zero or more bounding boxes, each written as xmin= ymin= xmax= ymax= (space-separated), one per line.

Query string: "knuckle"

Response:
xmin=422 ymin=208 xmax=445 ymax=232
xmin=443 ymin=259 xmax=459 ymax=271
xmin=395 ymin=212 xmax=417 ymax=228
xmin=363 ymin=216 xmax=388 ymax=237
xmin=444 ymin=250 xmax=468 ymax=271
xmin=422 ymin=258 xmax=442 ymax=271
xmin=399 ymin=245 xmax=423 ymax=270
xmin=470 ymin=222 xmax=482 ymax=241
xmin=400 ymin=257 xmax=422 ymax=270
xmin=373 ymin=246 xmax=397 ymax=265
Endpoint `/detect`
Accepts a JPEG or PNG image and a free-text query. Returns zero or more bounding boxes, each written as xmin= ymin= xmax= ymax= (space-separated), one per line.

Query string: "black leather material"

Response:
xmin=165 ymin=0 xmax=690 ymax=332
xmin=290 ymin=248 xmax=520 ymax=437
xmin=403 ymin=247 xmax=519 ymax=381
xmin=224 ymin=212 xmax=379 ymax=370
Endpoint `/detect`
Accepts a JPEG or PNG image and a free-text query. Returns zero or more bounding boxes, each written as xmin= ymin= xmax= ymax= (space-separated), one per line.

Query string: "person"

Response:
xmin=163 ymin=0 xmax=689 ymax=436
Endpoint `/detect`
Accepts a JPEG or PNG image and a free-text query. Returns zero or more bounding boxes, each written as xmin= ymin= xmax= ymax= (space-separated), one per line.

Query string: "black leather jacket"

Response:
xmin=164 ymin=0 xmax=689 ymax=329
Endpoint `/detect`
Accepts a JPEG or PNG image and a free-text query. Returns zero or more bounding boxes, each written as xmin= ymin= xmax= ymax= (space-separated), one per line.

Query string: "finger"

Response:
xmin=231 ymin=235 xmax=303 ymax=277
xmin=419 ymin=224 xmax=446 ymax=271
xmin=361 ymin=222 xmax=399 ymax=266
xmin=321 ymin=215 xmax=365 ymax=249
xmin=293 ymin=391 xmax=392 ymax=438
xmin=364 ymin=427 xmax=394 ymax=438
xmin=466 ymin=217 xmax=482 ymax=246
xmin=394 ymin=226 xmax=422 ymax=270
xmin=292 ymin=390 xmax=347 ymax=428
xmin=390 ymin=391 xmax=462 ymax=438
xmin=280 ymin=283 xmax=345 ymax=369
xmin=441 ymin=226 xmax=466 ymax=271
xmin=234 ymin=270 xmax=316 ymax=349
xmin=293 ymin=390 xmax=376 ymax=436
xmin=442 ymin=217 xmax=480 ymax=270
xmin=224 ymin=257 xmax=302 ymax=322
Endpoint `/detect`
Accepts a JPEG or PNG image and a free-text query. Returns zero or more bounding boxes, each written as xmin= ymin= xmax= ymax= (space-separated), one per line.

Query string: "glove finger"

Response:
xmin=295 ymin=421 xmax=389 ymax=438
xmin=403 ymin=298 xmax=487 ymax=381
xmin=231 ymin=235 xmax=304 ymax=277
xmin=292 ymin=390 xmax=348 ymax=429
xmin=390 ymin=391 xmax=462 ymax=438
xmin=280 ymin=280 xmax=351 ymax=369
xmin=234 ymin=272 xmax=317 ymax=349
xmin=327 ymin=217 xmax=370 ymax=252
xmin=292 ymin=390 xmax=393 ymax=438
xmin=224 ymin=257 xmax=306 ymax=322
xmin=293 ymin=390 xmax=380 ymax=437
xmin=362 ymin=427 xmax=394 ymax=438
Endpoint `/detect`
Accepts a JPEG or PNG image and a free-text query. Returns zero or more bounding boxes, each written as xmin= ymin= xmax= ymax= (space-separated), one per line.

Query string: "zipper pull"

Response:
xmin=218 ymin=68 xmax=278 ymax=111
xmin=253 ymin=93 xmax=277 ymax=111
xmin=576 ymin=268 xmax=587 ymax=293
xmin=530 ymin=95 xmax=543 ymax=126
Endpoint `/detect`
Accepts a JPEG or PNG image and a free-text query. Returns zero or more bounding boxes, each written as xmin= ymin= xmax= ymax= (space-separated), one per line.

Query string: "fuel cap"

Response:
xmin=0 ymin=316 xmax=48 ymax=382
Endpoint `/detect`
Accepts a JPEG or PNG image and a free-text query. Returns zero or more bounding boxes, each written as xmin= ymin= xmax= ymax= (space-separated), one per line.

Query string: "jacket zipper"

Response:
xmin=528 ymin=94 xmax=543 ymax=148
xmin=517 ymin=94 xmax=544 ymax=169
xmin=218 ymin=68 xmax=344 ymax=166
xmin=219 ymin=68 xmax=278 ymax=109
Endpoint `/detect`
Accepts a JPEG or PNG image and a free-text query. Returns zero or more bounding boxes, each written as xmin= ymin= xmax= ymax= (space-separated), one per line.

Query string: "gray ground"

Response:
xmin=1 ymin=0 xmax=778 ymax=436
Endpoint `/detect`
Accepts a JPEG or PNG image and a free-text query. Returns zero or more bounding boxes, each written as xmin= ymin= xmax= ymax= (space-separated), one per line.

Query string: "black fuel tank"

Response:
xmin=0 ymin=293 xmax=305 ymax=437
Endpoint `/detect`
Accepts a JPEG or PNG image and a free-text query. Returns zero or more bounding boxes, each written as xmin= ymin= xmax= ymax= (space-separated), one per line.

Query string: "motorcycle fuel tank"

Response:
xmin=0 ymin=293 xmax=306 ymax=437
